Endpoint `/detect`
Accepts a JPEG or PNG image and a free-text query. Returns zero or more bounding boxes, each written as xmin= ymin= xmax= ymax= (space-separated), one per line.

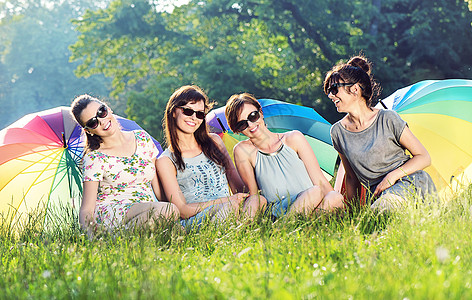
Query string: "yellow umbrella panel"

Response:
xmin=377 ymin=79 xmax=472 ymax=198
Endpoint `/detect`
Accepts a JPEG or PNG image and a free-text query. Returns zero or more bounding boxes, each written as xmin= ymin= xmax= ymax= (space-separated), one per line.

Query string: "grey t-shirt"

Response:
xmin=330 ymin=109 xmax=411 ymax=189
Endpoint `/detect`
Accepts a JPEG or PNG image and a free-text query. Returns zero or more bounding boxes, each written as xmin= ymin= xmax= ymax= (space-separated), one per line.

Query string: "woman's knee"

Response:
xmin=292 ymin=186 xmax=322 ymax=211
xmin=305 ymin=185 xmax=323 ymax=204
xmin=247 ymin=194 xmax=267 ymax=208
xmin=371 ymin=194 xmax=406 ymax=212
xmin=125 ymin=202 xmax=152 ymax=221
xmin=152 ymin=202 xmax=180 ymax=220
xmin=245 ymin=194 xmax=267 ymax=213
xmin=241 ymin=194 xmax=267 ymax=218
xmin=322 ymin=191 xmax=345 ymax=210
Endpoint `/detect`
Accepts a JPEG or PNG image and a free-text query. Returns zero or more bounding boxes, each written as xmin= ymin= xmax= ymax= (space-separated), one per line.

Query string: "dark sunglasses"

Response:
xmin=178 ymin=106 xmax=206 ymax=120
xmin=234 ymin=110 xmax=261 ymax=132
xmin=327 ymin=82 xmax=355 ymax=96
xmin=84 ymin=104 xmax=108 ymax=129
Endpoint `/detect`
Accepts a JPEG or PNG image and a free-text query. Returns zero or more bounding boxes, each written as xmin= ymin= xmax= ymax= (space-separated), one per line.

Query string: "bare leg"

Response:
xmin=319 ymin=191 xmax=345 ymax=211
xmin=210 ymin=202 xmax=233 ymax=222
xmin=288 ymin=187 xmax=344 ymax=216
xmin=371 ymin=194 xmax=406 ymax=212
xmin=288 ymin=185 xmax=323 ymax=216
xmin=242 ymin=194 xmax=267 ymax=219
xmin=124 ymin=202 xmax=179 ymax=227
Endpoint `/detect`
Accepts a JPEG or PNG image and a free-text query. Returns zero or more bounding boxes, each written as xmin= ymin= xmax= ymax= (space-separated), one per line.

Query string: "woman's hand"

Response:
xmin=374 ymin=171 xmax=400 ymax=196
xmin=82 ymin=219 xmax=98 ymax=240
xmin=229 ymin=192 xmax=249 ymax=210
xmin=80 ymin=181 xmax=99 ymax=232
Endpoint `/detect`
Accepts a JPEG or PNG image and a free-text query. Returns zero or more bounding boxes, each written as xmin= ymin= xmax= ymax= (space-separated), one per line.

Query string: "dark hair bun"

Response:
xmin=347 ymin=56 xmax=371 ymax=75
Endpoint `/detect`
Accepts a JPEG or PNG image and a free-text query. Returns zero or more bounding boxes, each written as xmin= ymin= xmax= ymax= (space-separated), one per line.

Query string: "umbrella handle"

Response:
xmin=62 ymin=132 xmax=67 ymax=148
xmin=378 ymin=100 xmax=388 ymax=109
xmin=216 ymin=117 xmax=227 ymax=133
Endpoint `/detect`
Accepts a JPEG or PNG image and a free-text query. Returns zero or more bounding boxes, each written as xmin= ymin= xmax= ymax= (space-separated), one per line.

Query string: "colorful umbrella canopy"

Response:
xmin=206 ymin=99 xmax=338 ymax=179
xmin=0 ymin=106 xmax=162 ymax=226
xmin=375 ymin=79 xmax=472 ymax=197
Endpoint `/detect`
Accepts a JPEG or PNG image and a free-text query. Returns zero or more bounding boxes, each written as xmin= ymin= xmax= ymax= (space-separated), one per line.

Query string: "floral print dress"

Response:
xmin=83 ymin=130 xmax=159 ymax=228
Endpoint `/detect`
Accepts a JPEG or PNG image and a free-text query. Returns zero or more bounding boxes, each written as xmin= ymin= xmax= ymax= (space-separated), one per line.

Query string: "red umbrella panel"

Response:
xmin=0 ymin=106 xmax=162 ymax=226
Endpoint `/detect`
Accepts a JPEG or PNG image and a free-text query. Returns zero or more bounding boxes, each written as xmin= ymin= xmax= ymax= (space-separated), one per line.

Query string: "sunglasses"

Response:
xmin=234 ymin=110 xmax=261 ymax=132
xmin=327 ymin=82 xmax=355 ymax=96
xmin=84 ymin=104 xmax=108 ymax=129
xmin=178 ymin=106 xmax=206 ymax=120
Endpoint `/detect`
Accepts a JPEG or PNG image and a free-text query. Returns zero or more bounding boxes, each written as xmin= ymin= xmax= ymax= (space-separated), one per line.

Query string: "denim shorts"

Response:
xmin=374 ymin=170 xmax=437 ymax=200
xmin=180 ymin=202 xmax=230 ymax=230
xmin=265 ymin=191 xmax=304 ymax=219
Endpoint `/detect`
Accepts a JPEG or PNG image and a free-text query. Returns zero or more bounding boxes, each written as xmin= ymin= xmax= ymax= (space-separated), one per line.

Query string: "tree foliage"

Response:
xmin=69 ymin=0 xmax=472 ymax=141
xmin=466 ymin=0 xmax=472 ymax=11
xmin=0 ymin=0 xmax=111 ymax=129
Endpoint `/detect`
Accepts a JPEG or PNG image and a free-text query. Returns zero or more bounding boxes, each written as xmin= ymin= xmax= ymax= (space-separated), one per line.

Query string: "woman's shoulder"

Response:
xmin=234 ymin=137 xmax=253 ymax=149
xmin=209 ymin=133 xmax=231 ymax=156
xmin=133 ymin=129 xmax=152 ymax=141
xmin=282 ymin=130 xmax=306 ymax=145
xmin=233 ymin=138 xmax=254 ymax=157
xmin=209 ymin=132 xmax=224 ymax=145
xmin=281 ymin=130 xmax=310 ymax=153
xmin=156 ymin=148 xmax=177 ymax=169
xmin=378 ymin=108 xmax=401 ymax=119
xmin=330 ymin=116 xmax=347 ymax=132
xmin=282 ymin=130 xmax=304 ymax=140
xmin=159 ymin=148 xmax=173 ymax=158
xmin=377 ymin=109 xmax=406 ymax=126
xmin=84 ymin=149 xmax=105 ymax=159
xmin=82 ymin=149 xmax=107 ymax=166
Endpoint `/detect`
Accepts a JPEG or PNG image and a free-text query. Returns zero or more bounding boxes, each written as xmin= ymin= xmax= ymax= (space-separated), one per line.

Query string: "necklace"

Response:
xmin=251 ymin=133 xmax=283 ymax=152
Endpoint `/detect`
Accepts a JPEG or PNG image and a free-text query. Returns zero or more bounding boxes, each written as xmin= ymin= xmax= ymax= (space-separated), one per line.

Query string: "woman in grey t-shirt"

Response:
xmin=324 ymin=55 xmax=436 ymax=211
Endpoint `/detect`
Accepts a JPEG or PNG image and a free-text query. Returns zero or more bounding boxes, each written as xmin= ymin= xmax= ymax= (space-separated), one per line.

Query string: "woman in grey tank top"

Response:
xmin=324 ymin=55 xmax=436 ymax=211
xmin=156 ymin=86 xmax=265 ymax=229
xmin=225 ymin=93 xmax=345 ymax=218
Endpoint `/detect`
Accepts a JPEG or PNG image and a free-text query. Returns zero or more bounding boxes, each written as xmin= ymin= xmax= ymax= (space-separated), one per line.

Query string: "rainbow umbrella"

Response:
xmin=0 ymin=106 xmax=162 ymax=226
xmin=206 ymin=99 xmax=338 ymax=179
xmin=376 ymin=79 xmax=472 ymax=197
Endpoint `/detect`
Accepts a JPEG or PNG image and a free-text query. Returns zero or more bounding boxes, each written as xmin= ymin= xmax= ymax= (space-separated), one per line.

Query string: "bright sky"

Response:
xmin=154 ymin=0 xmax=191 ymax=13
xmin=0 ymin=0 xmax=193 ymax=16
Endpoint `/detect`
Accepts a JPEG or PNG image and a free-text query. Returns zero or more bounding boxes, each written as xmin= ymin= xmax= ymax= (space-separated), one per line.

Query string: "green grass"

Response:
xmin=1 ymin=187 xmax=472 ymax=299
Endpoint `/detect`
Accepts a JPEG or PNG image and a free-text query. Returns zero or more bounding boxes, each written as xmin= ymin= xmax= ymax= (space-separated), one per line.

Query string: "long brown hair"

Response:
xmin=163 ymin=85 xmax=228 ymax=171
xmin=70 ymin=94 xmax=104 ymax=153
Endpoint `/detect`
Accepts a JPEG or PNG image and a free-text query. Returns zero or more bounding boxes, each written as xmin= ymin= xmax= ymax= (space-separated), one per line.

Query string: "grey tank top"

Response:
xmin=161 ymin=149 xmax=230 ymax=204
xmin=254 ymin=143 xmax=313 ymax=203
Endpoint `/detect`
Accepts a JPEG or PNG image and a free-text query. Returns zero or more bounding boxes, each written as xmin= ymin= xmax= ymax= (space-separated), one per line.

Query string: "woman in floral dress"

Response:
xmin=71 ymin=94 xmax=179 ymax=233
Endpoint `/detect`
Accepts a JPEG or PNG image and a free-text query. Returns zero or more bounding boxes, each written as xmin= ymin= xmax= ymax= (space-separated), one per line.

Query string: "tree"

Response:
xmin=364 ymin=0 xmax=472 ymax=94
xmin=71 ymin=0 xmax=274 ymax=139
xmin=0 ymin=0 xmax=111 ymax=129
xmin=465 ymin=0 xmax=472 ymax=11
xmin=201 ymin=0 xmax=472 ymax=107
xmin=70 ymin=0 xmax=472 ymax=140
